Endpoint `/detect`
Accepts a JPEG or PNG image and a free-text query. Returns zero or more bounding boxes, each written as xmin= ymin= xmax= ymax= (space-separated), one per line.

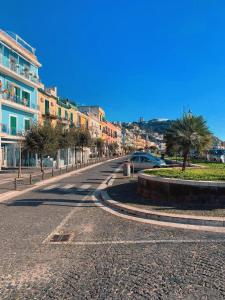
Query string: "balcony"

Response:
xmin=43 ymin=111 xmax=57 ymax=119
xmin=0 ymin=59 xmax=40 ymax=89
xmin=0 ymin=123 xmax=24 ymax=140
xmin=0 ymin=92 xmax=39 ymax=114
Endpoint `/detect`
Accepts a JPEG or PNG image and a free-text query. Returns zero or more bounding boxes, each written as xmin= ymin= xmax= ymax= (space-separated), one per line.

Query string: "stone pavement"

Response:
xmin=0 ymin=158 xmax=225 ymax=299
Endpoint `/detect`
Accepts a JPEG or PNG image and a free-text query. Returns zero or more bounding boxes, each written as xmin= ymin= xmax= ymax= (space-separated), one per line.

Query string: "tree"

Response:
xmin=95 ymin=138 xmax=105 ymax=157
xmin=24 ymin=123 xmax=58 ymax=172
xmin=165 ymin=112 xmax=211 ymax=171
xmin=77 ymin=128 xmax=92 ymax=162
xmin=69 ymin=127 xmax=80 ymax=163
xmin=55 ymin=122 xmax=72 ymax=166
xmin=108 ymin=142 xmax=119 ymax=156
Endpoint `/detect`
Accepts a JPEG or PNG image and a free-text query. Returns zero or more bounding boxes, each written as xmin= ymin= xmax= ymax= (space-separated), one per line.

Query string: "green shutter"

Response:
xmin=45 ymin=100 xmax=49 ymax=114
xmin=10 ymin=116 xmax=17 ymax=135
xmin=25 ymin=119 xmax=30 ymax=131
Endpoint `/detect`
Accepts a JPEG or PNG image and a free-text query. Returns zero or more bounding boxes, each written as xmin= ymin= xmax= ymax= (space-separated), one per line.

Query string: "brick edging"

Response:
xmin=100 ymin=190 xmax=225 ymax=228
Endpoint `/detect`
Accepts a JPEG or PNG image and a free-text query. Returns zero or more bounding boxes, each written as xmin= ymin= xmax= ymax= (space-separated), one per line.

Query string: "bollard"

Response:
xmin=60 ymin=168 xmax=62 ymax=174
xmin=66 ymin=166 xmax=68 ymax=172
xmin=52 ymin=168 xmax=54 ymax=177
xmin=123 ymin=161 xmax=131 ymax=177
xmin=42 ymin=171 xmax=44 ymax=180
xmin=29 ymin=174 xmax=32 ymax=185
xmin=14 ymin=178 xmax=17 ymax=190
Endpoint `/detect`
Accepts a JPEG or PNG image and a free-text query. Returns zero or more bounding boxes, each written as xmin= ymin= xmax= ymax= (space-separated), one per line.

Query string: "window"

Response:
xmin=140 ymin=156 xmax=150 ymax=163
xmin=10 ymin=116 xmax=17 ymax=135
xmin=45 ymin=99 xmax=50 ymax=114
xmin=22 ymin=90 xmax=30 ymax=107
xmin=58 ymin=107 xmax=61 ymax=118
xmin=24 ymin=119 xmax=30 ymax=131
xmin=70 ymin=113 xmax=73 ymax=122
xmin=65 ymin=111 xmax=68 ymax=120
xmin=130 ymin=156 xmax=139 ymax=162
xmin=14 ymin=86 xmax=20 ymax=100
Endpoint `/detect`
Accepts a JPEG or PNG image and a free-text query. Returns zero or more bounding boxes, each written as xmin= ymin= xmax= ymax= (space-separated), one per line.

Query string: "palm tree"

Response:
xmin=165 ymin=112 xmax=211 ymax=171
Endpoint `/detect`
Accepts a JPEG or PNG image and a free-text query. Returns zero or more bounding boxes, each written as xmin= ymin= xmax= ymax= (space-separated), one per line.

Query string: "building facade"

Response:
xmin=0 ymin=30 xmax=41 ymax=168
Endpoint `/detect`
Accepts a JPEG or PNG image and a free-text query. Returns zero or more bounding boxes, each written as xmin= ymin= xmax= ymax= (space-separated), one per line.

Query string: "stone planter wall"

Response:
xmin=138 ymin=172 xmax=225 ymax=206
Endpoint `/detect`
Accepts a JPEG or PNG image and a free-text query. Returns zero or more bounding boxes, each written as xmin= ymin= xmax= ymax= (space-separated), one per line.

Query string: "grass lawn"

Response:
xmin=145 ymin=162 xmax=225 ymax=181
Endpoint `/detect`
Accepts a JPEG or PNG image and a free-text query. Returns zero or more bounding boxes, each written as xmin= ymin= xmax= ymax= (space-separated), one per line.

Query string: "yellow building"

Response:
xmin=38 ymin=85 xmax=77 ymax=129
xmin=78 ymin=106 xmax=105 ymax=137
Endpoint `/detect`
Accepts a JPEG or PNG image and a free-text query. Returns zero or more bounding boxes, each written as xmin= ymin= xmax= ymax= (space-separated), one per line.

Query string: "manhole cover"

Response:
xmin=50 ymin=234 xmax=71 ymax=243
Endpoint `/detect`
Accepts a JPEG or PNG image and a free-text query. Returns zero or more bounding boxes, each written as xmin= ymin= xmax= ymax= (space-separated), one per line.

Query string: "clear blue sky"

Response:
xmin=2 ymin=0 xmax=225 ymax=139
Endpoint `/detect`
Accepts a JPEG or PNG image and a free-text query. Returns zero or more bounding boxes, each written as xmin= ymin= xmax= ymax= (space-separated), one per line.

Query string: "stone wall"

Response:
xmin=138 ymin=173 xmax=225 ymax=206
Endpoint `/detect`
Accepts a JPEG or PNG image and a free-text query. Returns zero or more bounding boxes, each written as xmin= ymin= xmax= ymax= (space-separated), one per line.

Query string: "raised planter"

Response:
xmin=138 ymin=172 xmax=225 ymax=206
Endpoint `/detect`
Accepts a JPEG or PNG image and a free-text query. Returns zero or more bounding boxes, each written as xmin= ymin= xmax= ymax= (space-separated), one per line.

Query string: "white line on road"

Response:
xmin=61 ymin=184 xmax=75 ymax=190
xmin=42 ymin=184 xmax=59 ymax=191
xmin=76 ymin=184 xmax=91 ymax=192
xmin=49 ymin=239 xmax=225 ymax=245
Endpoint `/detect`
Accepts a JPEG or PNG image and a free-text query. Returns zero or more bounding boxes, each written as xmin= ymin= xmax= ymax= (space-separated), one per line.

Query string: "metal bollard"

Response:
xmin=60 ymin=168 xmax=62 ymax=174
xmin=66 ymin=166 xmax=68 ymax=172
xmin=14 ymin=178 xmax=17 ymax=190
xmin=42 ymin=171 xmax=44 ymax=180
xmin=52 ymin=168 xmax=54 ymax=177
xmin=29 ymin=174 xmax=32 ymax=185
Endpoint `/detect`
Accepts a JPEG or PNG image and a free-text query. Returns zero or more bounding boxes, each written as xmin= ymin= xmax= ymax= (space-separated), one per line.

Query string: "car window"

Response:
xmin=130 ymin=156 xmax=140 ymax=162
xmin=140 ymin=156 xmax=150 ymax=162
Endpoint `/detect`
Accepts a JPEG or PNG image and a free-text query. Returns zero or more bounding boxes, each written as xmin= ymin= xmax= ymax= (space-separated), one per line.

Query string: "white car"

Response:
xmin=207 ymin=149 xmax=225 ymax=163
xmin=129 ymin=153 xmax=166 ymax=170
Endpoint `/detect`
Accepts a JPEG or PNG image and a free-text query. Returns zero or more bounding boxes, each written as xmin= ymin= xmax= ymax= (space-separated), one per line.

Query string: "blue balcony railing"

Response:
xmin=2 ymin=93 xmax=39 ymax=110
xmin=0 ymin=56 xmax=40 ymax=85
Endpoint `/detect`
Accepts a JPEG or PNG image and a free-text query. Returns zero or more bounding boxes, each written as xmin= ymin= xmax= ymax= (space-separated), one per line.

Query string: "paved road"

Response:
xmin=0 ymin=157 xmax=225 ymax=299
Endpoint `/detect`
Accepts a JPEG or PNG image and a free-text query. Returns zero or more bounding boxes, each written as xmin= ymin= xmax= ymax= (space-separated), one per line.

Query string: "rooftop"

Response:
xmin=1 ymin=30 xmax=36 ymax=55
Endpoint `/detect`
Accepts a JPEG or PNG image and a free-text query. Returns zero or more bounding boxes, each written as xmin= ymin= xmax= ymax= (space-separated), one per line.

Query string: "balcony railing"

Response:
xmin=1 ymin=92 xmax=39 ymax=110
xmin=0 ymin=58 xmax=40 ymax=85
xmin=44 ymin=111 xmax=57 ymax=119
xmin=1 ymin=123 xmax=17 ymax=136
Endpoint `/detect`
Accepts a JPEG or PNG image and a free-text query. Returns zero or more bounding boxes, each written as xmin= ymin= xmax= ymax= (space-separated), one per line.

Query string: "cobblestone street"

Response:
xmin=1 ymin=157 xmax=225 ymax=299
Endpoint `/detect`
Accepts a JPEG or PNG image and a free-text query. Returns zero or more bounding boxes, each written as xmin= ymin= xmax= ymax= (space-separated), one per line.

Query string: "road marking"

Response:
xmin=49 ymin=239 xmax=225 ymax=245
xmin=43 ymin=183 xmax=94 ymax=244
xmin=61 ymin=184 xmax=75 ymax=190
xmin=42 ymin=184 xmax=59 ymax=191
xmin=76 ymin=184 xmax=91 ymax=192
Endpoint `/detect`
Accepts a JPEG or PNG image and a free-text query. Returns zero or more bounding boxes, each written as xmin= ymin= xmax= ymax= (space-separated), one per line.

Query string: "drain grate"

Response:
xmin=50 ymin=233 xmax=71 ymax=243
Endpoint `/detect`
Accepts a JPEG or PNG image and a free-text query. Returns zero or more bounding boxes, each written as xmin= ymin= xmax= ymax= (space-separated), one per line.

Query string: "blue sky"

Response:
xmin=2 ymin=0 xmax=225 ymax=139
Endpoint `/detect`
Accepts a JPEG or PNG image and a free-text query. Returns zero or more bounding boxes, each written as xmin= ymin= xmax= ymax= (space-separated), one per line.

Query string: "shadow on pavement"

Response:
xmin=4 ymin=198 xmax=98 ymax=207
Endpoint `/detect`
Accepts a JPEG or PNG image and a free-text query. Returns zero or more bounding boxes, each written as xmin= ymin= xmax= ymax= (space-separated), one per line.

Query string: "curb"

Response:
xmin=0 ymin=157 xmax=124 ymax=203
xmin=100 ymin=190 xmax=225 ymax=230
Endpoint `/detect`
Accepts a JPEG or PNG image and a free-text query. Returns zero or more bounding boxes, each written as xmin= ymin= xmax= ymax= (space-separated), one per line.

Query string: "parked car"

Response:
xmin=207 ymin=149 xmax=225 ymax=163
xmin=129 ymin=153 xmax=166 ymax=170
